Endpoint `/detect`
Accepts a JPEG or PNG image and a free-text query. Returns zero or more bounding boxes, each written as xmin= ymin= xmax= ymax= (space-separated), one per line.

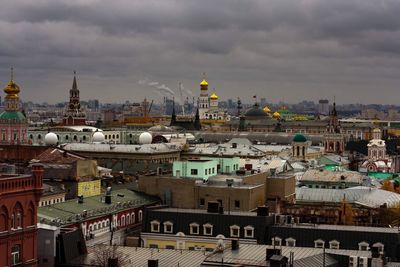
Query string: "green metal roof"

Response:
xmin=0 ymin=111 xmax=26 ymax=121
xmin=367 ymin=172 xmax=393 ymax=180
xmin=38 ymin=188 xmax=159 ymax=226
xmin=293 ymin=133 xmax=307 ymax=142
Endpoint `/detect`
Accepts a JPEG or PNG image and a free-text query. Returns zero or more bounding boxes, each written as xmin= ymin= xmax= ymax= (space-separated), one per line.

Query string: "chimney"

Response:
xmin=78 ymin=195 xmax=84 ymax=204
xmin=105 ymin=186 xmax=112 ymax=204
xmin=148 ymin=259 xmax=158 ymax=267
xmin=231 ymin=239 xmax=239 ymax=250
xmin=31 ymin=164 xmax=44 ymax=188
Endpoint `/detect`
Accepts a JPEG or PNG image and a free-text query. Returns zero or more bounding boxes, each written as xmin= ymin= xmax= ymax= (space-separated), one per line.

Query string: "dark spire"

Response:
xmin=72 ymin=70 xmax=78 ymax=91
xmin=194 ymin=98 xmax=201 ymax=130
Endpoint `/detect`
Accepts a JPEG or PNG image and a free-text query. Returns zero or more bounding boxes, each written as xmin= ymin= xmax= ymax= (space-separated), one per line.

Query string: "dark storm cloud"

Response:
xmin=0 ymin=0 xmax=400 ymax=104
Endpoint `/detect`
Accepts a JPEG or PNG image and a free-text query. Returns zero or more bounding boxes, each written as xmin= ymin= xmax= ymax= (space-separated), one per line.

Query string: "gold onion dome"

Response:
xmin=4 ymin=79 xmax=20 ymax=98
xmin=263 ymin=106 xmax=271 ymax=113
xmin=210 ymin=92 xmax=218 ymax=100
xmin=200 ymin=79 xmax=208 ymax=86
xmin=273 ymin=111 xmax=281 ymax=119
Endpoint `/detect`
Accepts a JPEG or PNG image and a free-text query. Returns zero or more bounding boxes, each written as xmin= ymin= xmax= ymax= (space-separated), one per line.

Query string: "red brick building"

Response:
xmin=0 ymin=165 xmax=43 ymax=266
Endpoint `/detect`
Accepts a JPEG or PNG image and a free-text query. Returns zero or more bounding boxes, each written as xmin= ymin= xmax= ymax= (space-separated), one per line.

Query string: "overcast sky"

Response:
xmin=1 ymin=0 xmax=400 ymax=104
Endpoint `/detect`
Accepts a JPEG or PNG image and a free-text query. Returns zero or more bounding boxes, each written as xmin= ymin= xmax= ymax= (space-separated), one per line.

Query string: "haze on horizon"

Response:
xmin=1 ymin=0 xmax=400 ymax=105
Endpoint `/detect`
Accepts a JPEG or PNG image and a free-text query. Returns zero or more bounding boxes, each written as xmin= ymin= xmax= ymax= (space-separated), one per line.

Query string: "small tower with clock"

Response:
xmin=63 ymin=71 xmax=86 ymax=126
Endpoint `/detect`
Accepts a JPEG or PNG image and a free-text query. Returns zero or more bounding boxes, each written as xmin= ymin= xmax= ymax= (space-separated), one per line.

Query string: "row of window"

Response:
xmin=271 ymin=237 xmax=384 ymax=251
xmin=39 ymin=197 xmax=65 ymax=207
xmin=150 ymin=221 xmax=255 ymax=239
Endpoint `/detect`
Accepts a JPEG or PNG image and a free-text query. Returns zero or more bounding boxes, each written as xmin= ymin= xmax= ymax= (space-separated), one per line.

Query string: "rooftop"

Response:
xmin=296 ymin=186 xmax=400 ymax=208
xmin=61 ymin=142 xmax=181 ymax=154
xmin=38 ymin=188 xmax=159 ymax=226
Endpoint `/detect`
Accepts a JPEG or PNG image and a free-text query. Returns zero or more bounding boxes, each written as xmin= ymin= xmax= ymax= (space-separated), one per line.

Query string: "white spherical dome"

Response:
xmin=92 ymin=131 xmax=105 ymax=143
xmin=44 ymin=132 xmax=58 ymax=146
xmin=139 ymin=132 xmax=152 ymax=144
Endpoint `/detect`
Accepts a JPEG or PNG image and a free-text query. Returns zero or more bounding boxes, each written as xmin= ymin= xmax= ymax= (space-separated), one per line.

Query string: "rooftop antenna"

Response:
xmin=10 ymin=67 xmax=14 ymax=80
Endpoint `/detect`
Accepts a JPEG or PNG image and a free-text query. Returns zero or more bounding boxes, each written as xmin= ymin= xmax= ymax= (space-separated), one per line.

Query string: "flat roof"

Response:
xmin=150 ymin=207 xmax=259 ymax=217
xmin=38 ymin=189 xmax=158 ymax=226
xmin=70 ymin=246 xmax=208 ymax=267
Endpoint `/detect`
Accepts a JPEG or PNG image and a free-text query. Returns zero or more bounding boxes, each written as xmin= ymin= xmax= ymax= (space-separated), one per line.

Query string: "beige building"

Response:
xmin=138 ymin=171 xmax=296 ymax=212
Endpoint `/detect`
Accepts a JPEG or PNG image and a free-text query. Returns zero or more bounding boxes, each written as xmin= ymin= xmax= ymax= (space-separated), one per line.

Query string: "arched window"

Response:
xmin=26 ymin=202 xmax=35 ymax=226
xmin=13 ymin=202 xmax=23 ymax=229
xmin=138 ymin=210 xmax=143 ymax=222
xmin=121 ymin=215 xmax=125 ymax=226
xmin=0 ymin=206 xmax=8 ymax=231
xmin=131 ymin=213 xmax=135 ymax=224
xmin=126 ymin=214 xmax=130 ymax=224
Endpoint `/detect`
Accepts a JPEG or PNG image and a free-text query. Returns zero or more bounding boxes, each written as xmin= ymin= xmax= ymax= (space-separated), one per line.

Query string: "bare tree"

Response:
xmin=90 ymin=245 xmax=130 ymax=267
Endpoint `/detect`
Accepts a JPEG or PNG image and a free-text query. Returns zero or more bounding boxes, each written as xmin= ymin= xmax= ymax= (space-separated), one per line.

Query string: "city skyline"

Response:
xmin=1 ymin=0 xmax=400 ymax=104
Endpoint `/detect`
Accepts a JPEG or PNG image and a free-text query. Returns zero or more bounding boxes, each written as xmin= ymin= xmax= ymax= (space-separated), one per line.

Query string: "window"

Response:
xmin=199 ymin=198 xmax=205 ymax=206
xmin=190 ymin=223 xmax=199 ymax=235
xmin=150 ymin=220 xmax=160 ymax=232
xmin=11 ymin=245 xmax=21 ymax=266
xmin=234 ymin=200 xmax=240 ymax=209
xmin=203 ymin=223 xmax=213 ymax=236
xmin=285 ymin=237 xmax=296 ymax=247
xmin=149 ymin=244 xmax=158 ymax=248
xmin=205 ymin=169 xmax=208 ymax=175
xmin=271 ymin=237 xmax=282 ymax=247
xmin=244 ymin=225 xmax=254 ymax=238
xmin=358 ymin=241 xmax=369 ymax=251
xmin=372 ymin=242 xmax=384 ymax=252
xmin=138 ymin=210 xmax=143 ymax=222
xmin=230 ymin=225 xmax=240 ymax=238
xmin=191 ymin=169 xmax=198 ymax=175
xmin=329 ymin=240 xmax=340 ymax=249
xmin=165 ymin=245 xmax=175 ymax=249
xmin=163 ymin=221 xmax=173 ymax=233
xmin=314 ymin=239 xmax=325 ymax=248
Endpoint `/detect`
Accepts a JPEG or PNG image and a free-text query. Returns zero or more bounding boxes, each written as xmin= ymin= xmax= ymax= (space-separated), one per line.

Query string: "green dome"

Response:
xmin=0 ymin=111 xmax=26 ymax=121
xmin=293 ymin=133 xmax=307 ymax=142
xmin=245 ymin=103 xmax=267 ymax=119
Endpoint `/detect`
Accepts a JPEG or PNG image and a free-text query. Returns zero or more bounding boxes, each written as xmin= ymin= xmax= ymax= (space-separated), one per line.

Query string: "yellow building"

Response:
xmin=77 ymin=179 xmax=101 ymax=197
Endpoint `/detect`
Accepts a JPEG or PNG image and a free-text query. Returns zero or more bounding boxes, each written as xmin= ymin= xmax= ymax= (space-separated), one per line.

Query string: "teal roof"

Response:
xmin=367 ymin=172 xmax=393 ymax=180
xmin=293 ymin=133 xmax=307 ymax=142
xmin=0 ymin=111 xmax=26 ymax=121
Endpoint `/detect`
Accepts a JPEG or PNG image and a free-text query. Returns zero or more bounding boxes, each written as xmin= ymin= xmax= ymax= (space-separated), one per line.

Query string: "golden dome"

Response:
xmin=263 ymin=106 xmax=271 ymax=113
xmin=272 ymin=111 xmax=281 ymax=119
xmin=200 ymin=79 xmax=208 ymax=86
xmin=4 ymin=79 xmax=20 ymax=98
xmin=210 ymin=92 xmax=218 ymax=100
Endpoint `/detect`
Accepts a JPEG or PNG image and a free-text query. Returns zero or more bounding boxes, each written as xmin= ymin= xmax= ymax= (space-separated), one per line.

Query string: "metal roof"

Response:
xmin=296 ymin=187 xmax=400 ymax=208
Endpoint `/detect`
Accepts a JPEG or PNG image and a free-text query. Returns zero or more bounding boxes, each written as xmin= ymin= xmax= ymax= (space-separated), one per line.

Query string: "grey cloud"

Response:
xmin=0 ymin=0 xmax=400 ymax=104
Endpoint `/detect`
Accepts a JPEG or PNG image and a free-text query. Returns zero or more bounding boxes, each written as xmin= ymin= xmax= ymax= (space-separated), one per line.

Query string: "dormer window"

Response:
xmin=359 ymin=241 xmax=369 ymax=251
xmin=285 ymin=237 xmax=296 ymax=247
xmin=372 ymin=242 xmax=384 ymax=253
xmin=329 ymin=240 xmax=340 ymax=249
xmin=150 ymin=220 xmax=160 ymax=233
xmin=244 ymin=225 xmax=254 ymax=238
xmin=163 ymin=221 xmax=173 ymax=233
xmin=271 ymin=237 xmax=282 ymax=247
xmin=203 ymin=223 xmax=213 ymax=236
xmin=190 ymin=223 xmax=199 ymax=235
xmin=314 ymin=239 xmax=325 ymax=248
xmin=230 ymin=225 xmax=240 ymax=238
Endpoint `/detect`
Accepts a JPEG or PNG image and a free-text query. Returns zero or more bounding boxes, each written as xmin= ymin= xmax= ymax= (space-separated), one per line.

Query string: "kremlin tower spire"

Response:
xmin=63 ymin=71 xmax=86 ymax=126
